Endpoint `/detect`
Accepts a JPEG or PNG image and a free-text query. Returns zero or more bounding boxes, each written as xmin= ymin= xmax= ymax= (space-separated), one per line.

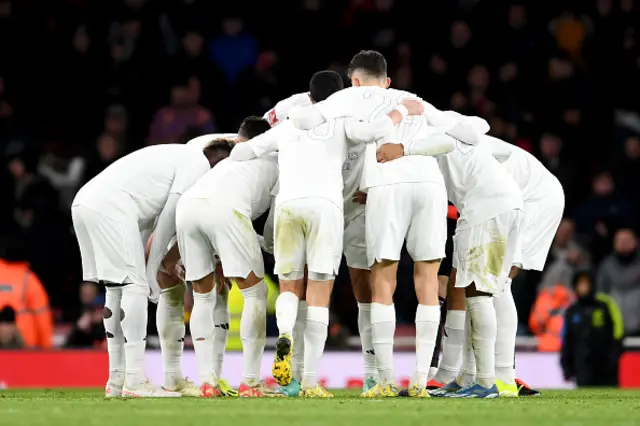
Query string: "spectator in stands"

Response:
xmin=597 ymin=228 xmax=640 ymax=336
xmin=613 ymin=135 xmax=640 ymax=208
xmin=540 ymin=219 xmax=591 ymax=290
xmin=561 ymin=270 xmax=623 ymax=387
xmin=0 ymin=243 xmax=52 ymax=348
xmin=574 ymin=171 xmax=635 ymax=262
xmin=0 ymin=305 xmax=23 ymax=349
xmin=147 ymin=79 xmax=215 ymax=144
xmin=209 ymin=17 xmax=257 ymax=84
xmin=82 ymin=133 xmax=124 ymax=184
xmin=64 ymin=282 xmax=105 ymax=348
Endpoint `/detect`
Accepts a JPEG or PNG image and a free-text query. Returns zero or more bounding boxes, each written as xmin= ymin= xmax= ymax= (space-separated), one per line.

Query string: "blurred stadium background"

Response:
xmin=0 ymin=0 xmax=639 ymax=389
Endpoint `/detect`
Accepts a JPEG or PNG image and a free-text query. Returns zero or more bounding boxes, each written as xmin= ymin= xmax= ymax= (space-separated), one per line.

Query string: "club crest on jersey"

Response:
xmin=268 ymin=109 xmax=278 ymax=126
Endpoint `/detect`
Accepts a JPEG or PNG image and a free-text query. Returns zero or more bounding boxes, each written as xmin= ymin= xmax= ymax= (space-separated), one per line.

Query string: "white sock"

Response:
xmin=434 ymin=310 xmax=465 ymax=384
xmin=494 ymin=278 xmax=517 ymax=384
xmin=413 ymin=304 xmax=440 ymax=387
xmin=358 ymin=302 xmax=377 ymax=380
xmin=275 ymin=291 xmax=299 ymax=336
xmin=212 ymin=287 xmax=230 ymax=378
xmin=302 ymin=306 xmax=329 ymax=388
xmin=120 ymin=285 xmax=149 ymax=388
xmin=428 ymin=367 xmax=438 ymax=381
xmin=468 ymin=296 xmax=497 ymax=388
xmin=239 ymin=280 xmax=267 ymax=386
xmin=103 ymin=286 xmax=125 ymax=386
xmin=371 ymin=302 xmax=396 ymax=384
xmin=190 ymin=290 xmax=217 ymax=384
xmin=456 ymin=308 xmax=476 ymax=386
xmin=157 ymin=284 xmax=185 ymax=389
xmin=292 ymin=301 xmax=307 ymax=383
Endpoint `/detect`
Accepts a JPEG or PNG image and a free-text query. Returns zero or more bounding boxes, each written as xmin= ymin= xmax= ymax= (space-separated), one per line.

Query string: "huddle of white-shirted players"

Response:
xmin=71 ymin=50 xmax=564 ymax=399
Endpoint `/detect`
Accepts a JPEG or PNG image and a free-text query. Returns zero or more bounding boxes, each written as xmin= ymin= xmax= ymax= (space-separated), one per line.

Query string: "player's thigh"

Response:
xmin=274 ymin=202 xmax=307 ymax=275
xmin=365 ymin=184 xmax=412 ymax=265
xmin=71 ymin=206 xmax=98 ymax=282
xmin=343 ymin=211 xmax=369 ymax=271
xmin=212 ymin=207 xmax=264 ymax=279
xmin=438 ymin=217 xmax=457 ymax=277
xmin=521 ymin=199 xmax=564 ymax=271
xmin=406 ymin=182 xmax=448 ymax=262
xmin=82 ymin=208 xmax=146 ymax=286
xmin=177 ymin=200 xmax=216 ymax=282
xmin=305 ymin=199 xmax=344 ymax=276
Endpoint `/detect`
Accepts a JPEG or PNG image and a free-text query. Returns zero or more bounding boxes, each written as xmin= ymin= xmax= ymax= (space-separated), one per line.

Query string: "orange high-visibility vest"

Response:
xmin=0 ymin=259 xmax=53 ymax=348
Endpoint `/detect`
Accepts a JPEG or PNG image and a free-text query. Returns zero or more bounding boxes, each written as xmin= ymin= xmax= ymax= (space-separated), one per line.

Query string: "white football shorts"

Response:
xmin=176 ymin=198 xmax=264 ymax=282
xmin=453 ymin=209 xmax=523 ymax=295
xmin=71 ymin=204 xmax=147 ymax=288
xmin=274 ymin=198 xmax=343 ymax=277
xmin=343 ymin=210 xmax=369 ymax=270
xmin=513 ymin=189 xmax=565 ymax=271
xmin=365 ymin=181 xmax=448 ymax=266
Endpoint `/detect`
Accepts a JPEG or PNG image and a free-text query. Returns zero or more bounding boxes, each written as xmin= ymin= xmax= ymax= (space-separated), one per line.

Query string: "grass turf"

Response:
xmin=1 ymin=389 xmax=640 ymax=426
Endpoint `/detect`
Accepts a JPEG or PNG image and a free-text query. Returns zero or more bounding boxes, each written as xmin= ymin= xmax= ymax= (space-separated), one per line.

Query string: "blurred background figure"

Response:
xmin=0 ymin=239 xmax=52 ymax=348
xmin=597 ymin=229 xmax=640 ymax=337
xmin=64 ymin=282 xmax=105 ymax=348
xmin=0 ymin=305 xmax=23 ymax=349
xmin=561 ymin=271 xmax=623 ymax=387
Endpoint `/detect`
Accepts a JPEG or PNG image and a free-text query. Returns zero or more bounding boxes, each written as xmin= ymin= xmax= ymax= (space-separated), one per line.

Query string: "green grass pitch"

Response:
xmin=1 ymin=389 xmax=640 ymax=426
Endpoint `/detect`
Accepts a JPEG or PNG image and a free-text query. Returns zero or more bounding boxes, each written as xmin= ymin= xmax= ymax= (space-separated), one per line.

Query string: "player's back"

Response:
xmin=485 ymin=136 xmax=562 ymax=203
xmin=435 ymin=138 xmax=523 ymax=226
xmin=74 ymin=144 xmax=209 ymax=224
xmin=183 ymin=155 xmax=278 ymax=220
xmin=312 ymin=86 xmax=444 ymax=189
xmin=277 ymin=118 xmax=349 ymax=210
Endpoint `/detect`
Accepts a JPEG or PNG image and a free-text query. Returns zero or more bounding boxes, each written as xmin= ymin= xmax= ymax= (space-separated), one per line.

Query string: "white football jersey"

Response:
xmin=73 ymin=144 xmax=210 ymax=225
xmin=486 ymin=136 xmax=563 ymax=203
xmin=405 ymin=130 xmax=523 ymax=226
xmin=181 ymin=155 xmax=278 ymax=220
xmin=306 ymin=86 xmax=446 ymax=190
xmin=242 ymin=117 xmax=394 ymax=212
xmin=264 ymin=93 xmax=312 ymax=127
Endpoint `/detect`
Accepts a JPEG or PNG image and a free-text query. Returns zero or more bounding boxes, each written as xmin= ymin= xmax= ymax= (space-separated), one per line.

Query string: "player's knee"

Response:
xmin=308 ymin=271 xmax=334 ymax=281
xmin=278 ymin=270 xmax=305 ymax=281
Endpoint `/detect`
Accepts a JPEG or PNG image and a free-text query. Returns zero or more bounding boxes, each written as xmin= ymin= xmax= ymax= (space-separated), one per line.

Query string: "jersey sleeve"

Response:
xmin=170 ymin=154 xmax=210 ymax=195
xmin=344 ymin=116 xmax=394 ymax=144
xmin=249 ymin=123 xmax=286 ymax=157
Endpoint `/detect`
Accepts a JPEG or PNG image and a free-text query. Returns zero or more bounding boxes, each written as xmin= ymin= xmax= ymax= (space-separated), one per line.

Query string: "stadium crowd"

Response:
xmin=0 ymin=0 xmax=639 ymax=347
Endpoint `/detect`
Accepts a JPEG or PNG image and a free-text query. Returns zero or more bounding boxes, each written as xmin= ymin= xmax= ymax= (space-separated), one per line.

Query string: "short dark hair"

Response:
xmin=203 ymin=138 xmax=235 ymax=167
xmin=309 ymin=70 xmax=344 ymax=103
xmin=238 ymin=116 xmax=271 ymax=139
xmin=348 ymin=50 xmax=387 ymax=79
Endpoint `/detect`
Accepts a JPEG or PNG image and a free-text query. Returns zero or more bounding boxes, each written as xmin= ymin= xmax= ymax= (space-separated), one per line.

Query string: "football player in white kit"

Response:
xmin=487 ymin=135 xmax=564 ymax=396
xmin=233 ymin=70 xmax=422 ymax=397
xmin=176 ymin=118 xmax=282 ymax=398
xmin=146 ymin=119 xmax=269 ymax=397
xmin=291 ymin=51 xmax=469 ymax=398
xmin=72 ymin=143 xmax=223 ymax=397
xmin=376 ymin=111 xmax=524 ymax=398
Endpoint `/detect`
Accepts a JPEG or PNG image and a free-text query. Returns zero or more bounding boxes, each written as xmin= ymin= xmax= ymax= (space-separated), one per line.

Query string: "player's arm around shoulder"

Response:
xmin=289 ymin=105 xmax=327 ymax=130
